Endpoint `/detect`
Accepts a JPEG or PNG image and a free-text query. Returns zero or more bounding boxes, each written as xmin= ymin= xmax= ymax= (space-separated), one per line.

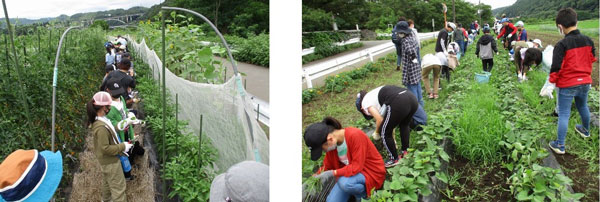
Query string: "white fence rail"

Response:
xmin=301 ymin=37 xmax=361 ymax=56
xmin=248 ymin=93 xmax=270 ymax=126
xmin=302 ymin=32 xmax=437 ymax=88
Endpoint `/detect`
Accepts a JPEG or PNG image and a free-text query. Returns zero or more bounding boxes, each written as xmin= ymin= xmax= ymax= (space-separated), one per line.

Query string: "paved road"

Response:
xmin=219 ymin=57 xmax=269 ymax=102
xmin=302 ymin=40 xmax=398 ymax=89
xmin=303 ymin=40 xmax=391 ymax=67
xmin=301 ymin=32 xmax=437 ymax=89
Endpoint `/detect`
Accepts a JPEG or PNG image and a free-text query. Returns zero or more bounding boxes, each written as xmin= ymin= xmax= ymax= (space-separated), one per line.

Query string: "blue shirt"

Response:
xmin=518 ymin=29 xmax=527 ymax=41
xmin=105 ymin=53 xmax=115 ymax=65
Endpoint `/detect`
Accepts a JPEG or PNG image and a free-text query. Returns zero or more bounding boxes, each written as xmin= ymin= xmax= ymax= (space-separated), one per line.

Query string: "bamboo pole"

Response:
xmin=2 ymin=0 xmax=31 ymax=124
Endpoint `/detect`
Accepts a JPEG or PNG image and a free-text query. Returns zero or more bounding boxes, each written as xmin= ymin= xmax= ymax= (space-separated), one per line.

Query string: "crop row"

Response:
xmin=132 ymin=49 xmax=218 ymax=201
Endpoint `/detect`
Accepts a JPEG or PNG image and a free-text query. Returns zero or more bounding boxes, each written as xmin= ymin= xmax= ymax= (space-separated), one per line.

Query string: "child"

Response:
xmin=475 ymin=27 xmax=498 ymax=72
xmin=541 ymin=8 xmax=597 ymax=154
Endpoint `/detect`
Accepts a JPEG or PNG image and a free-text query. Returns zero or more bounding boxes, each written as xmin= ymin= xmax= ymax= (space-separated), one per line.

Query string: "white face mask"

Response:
xmin=325 ymin=143 xmax=336 ymax=152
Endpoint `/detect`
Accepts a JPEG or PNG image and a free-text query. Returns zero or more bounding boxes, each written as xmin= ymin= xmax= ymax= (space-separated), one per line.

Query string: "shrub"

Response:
xmin=302 ymin=6 xmax=334 ymax=32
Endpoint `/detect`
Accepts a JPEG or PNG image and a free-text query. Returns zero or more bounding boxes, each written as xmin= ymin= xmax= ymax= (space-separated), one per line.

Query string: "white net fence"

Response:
xmin=127 ymin=36 xmax=269 ymax=172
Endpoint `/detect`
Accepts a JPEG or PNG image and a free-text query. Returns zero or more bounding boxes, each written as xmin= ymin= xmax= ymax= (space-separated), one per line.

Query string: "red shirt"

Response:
xmin=549 ymin=30 xmax=597 ymax=88
xmin=497 ymin=23 xmax=517 ymax=39
xmin=318 ymin=127 xmax=386 ymax=197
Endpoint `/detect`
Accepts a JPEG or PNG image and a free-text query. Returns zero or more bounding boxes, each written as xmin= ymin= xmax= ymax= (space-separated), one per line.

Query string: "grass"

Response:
xmin=302 ymin=31 xmax=598 ymax=200
xmin=452 ymin=83 xmax=508 ymax=163
xmin=526 ymin=19 xmax=599 ymax=38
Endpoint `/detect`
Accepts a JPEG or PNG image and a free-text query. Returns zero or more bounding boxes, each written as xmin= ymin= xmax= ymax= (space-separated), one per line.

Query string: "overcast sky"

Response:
xmin=464 ymin=0 xmax=517 ymax=9
xmin=2 ymin=0 xmax=162 ymax=19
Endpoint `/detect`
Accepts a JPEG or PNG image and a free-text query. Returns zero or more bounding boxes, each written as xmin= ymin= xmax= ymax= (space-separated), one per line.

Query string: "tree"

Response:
xmin=302 ymin=6 xmax=334 ymax=32
xmin=143 ymin=0 xmax=269 ymax=36
xmin=91 ymin=20 xmax=109 ymax=30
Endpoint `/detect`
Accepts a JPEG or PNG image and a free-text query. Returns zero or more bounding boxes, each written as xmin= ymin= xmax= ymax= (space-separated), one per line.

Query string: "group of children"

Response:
xmin=303 ymin=7 xmax=596 ymax=202
xmin=87 ymin=35 xmax=145 ymax=202
xmin=479 ymin=8 xmax=595 ymax=156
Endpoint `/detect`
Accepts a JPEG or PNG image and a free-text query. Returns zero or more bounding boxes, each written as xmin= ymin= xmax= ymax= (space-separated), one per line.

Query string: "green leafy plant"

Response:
xmin=133 ymin=50 xmax=218 ymax=201
xmin=302 ymin=88 xmax=318 ymax=104
xmin=499 ymin=132 xmax=548 ymax=171
xmin=509 ymin=164 xmax=584 ymax=201
xmin=370 ymin=135 xmax=450 ymax=202
xmin=303 ymin=176 xmax=323 ymax=196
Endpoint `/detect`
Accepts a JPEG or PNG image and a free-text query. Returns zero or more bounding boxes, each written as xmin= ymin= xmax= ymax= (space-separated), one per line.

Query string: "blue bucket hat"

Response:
xmin=500 ymin=18 xmax=509 ymax=23
xmin=393 ymin=21 xmax=411 ymax=34
xmin=0 ymin=150 xmax=63 ymax=202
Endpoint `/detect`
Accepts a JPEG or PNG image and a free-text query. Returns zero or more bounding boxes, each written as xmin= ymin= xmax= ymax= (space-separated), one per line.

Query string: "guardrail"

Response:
xmin=302 ymin=32 xmax=437 ymax=88
xmin=248 ymin=94 xmax=270 ymax=127
xmin=301 ymin=37 xmax=361 ymax=56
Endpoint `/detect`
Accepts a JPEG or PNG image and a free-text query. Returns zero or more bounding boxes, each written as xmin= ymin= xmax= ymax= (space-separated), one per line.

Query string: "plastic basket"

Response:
xmin=475 ymin=72 xmax=491 ymax=83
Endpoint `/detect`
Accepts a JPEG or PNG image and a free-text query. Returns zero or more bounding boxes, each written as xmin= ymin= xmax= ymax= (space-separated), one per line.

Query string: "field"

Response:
xmin=526 ymin=19 xmax=599 ymax=37
xmin=302 ymin=32 xmax=599 ymax=201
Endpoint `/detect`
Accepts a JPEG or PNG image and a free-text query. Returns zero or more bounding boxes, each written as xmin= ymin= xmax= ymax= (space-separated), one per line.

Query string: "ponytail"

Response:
xmin=86 ymin=99 xmax=103 ymax=126
xmin=322 ymin=117 xmax=342 ymax=131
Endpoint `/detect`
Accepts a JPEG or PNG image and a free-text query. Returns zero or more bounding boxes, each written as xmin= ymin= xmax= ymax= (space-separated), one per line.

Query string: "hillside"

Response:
xmin=0 ymin=6 xmax=149 ymax=27
xmin=492 ymin=0 xmax=598 ymax=20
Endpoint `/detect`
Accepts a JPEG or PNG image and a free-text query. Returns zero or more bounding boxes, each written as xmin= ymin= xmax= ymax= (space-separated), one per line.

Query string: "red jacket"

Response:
xmin=497 ymin=23 xmax=517 ymax=39
xmin=318 ymin=127 xmax=386 ymax=197
xmin=550 ymin=29 xmax=597 ymax=88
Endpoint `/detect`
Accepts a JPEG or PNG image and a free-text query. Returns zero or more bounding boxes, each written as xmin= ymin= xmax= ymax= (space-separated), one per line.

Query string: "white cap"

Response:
xmin=516 ymin=21 xmax=524 ymax=27
xmin=533 ymin=39 xmax=542 ymax=47
xmin=447 ymin=22 xmax=456 ymax=31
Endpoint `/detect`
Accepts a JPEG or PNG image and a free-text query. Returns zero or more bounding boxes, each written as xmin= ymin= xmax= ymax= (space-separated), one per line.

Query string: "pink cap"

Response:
xmin=92 ymin=91 xmax=112 ymax=106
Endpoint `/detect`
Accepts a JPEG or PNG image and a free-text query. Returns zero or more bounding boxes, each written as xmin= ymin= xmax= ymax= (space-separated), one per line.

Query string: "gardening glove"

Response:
xmin=124 ymin=142 xmax=133 ymax=153
xmin=315 ymin=170 xmax=334 ymax=184
xmin=508 ymin=34 xmax=513 ymax=38
xmin=372 ymin=131 xmax=381 ymax=140
xmin=539 ymin=83 xmax=556 ymax=99
xmin=133 ymin=98 xmax=141 ymax=103
xmin=412 ymin=58 xmax=418 ymax=64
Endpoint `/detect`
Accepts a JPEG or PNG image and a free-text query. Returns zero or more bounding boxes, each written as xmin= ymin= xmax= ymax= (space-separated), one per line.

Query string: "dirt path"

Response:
xmin=526 ymin=30 xmax=599 ymax=86
xmin=68 ymin=107 xmax=158 ymax=202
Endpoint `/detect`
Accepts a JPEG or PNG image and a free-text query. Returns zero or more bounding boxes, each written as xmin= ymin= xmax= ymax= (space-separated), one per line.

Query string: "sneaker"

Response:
xmin=400 ymin=150 xmax=409 ymax=158
xmin=385 ymin=159 xmax=400 ymax=168
xmin=396 ymin=66 xmax=400 ymax=71
xmin=551 ymin=109 xmax=559 ymax=117
xmin=575 ymin=124 xmax=590 ymax=138
xmin=548 ymin=140 xmax=565 ymax=154
xmin=372 ymin=132 xmax=381 ymax=140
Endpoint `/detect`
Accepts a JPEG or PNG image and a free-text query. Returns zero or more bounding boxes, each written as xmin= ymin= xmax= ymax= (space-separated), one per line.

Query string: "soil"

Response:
xmin=526 ymin=30 xmax=599 ymax=87
xmin=441 ymin=154 xmax=513 ymax=202
xmin=554 ymin=152 xmax=599 ymax=202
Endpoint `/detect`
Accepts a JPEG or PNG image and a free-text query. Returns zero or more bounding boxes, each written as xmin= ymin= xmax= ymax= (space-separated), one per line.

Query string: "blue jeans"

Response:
xmin=456 ymin=40 xmax=465 ymax=57
xmin=406 ymin=83 xmax=424 ymax=107
xmin=413 ymin=104 xmax=427 ymax=126
xmin=327 ymin=173 xmax=366 ymax=202
xmin=556 ymin=84 xmax=591 ymax=145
